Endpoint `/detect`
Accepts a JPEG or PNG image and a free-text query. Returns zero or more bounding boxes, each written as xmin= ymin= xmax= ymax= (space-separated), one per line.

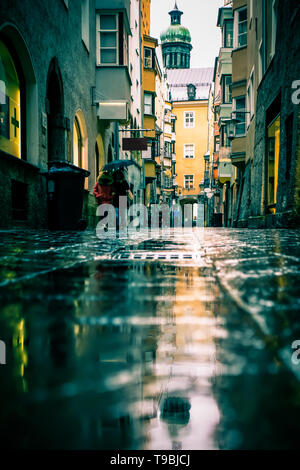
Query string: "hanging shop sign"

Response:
xmin=122 ymin=138 xmax=148 ymax=151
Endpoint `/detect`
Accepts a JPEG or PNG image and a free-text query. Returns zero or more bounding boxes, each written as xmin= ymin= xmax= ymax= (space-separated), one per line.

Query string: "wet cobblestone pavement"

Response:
xmin=0 ymin=228 xmax=300 ymax=449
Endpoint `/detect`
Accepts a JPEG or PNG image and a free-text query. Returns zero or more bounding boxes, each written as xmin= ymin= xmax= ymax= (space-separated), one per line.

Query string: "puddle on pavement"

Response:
xmin=0 ymin=260 xmax=300 ymax=449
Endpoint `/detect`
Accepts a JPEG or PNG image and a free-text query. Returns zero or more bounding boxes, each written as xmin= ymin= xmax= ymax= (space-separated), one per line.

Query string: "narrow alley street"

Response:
xmin=0 ymin=227 xmax=300 ymax=450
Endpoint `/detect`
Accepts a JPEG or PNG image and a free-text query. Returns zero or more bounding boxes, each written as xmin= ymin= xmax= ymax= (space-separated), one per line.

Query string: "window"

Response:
xmin=144 ymin=47 xmax=153 ymax=68
xmin=222 ymin=75 xmax=232 ymax=104
xmin=97 ymin=13 xmax=128 ymax=66
xmin=0 ymin=40 xmax=22 ymax=159
xmin=184 ymin=111 xmax=194 ymax=128
xmin=223 ymin=19 xmax=233 ymax=48
xmin=144 ymin=93 xmax=154 ymax=115
xmin=187 ymin=84 xmax=196 ymax=100
xmin=220 ymin=126 xmax=230 ymax=147
xmin=236 ymin=8 xmax=247 ymax=48
xmin=82 ymin=0 xmax=89 ymax=51
xmin=184 ymin=175 xmax=194 ymax=189
xmin=234 ymin=96 xmax=246 ymax=136
xmin=184 ymin=144 xmax=195 ymax=159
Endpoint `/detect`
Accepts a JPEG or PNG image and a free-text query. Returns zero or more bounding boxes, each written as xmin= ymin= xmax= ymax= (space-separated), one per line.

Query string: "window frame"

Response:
xmin=184 ymin=143 xmax=195 ymax=159
xmin=233 ymin=95 xmax=247 ymax=137
xmin=222 ymin=75 xmax=232 ymax=104
xmin=184 ymin=174 xmax=194 ymax=190
xmin=184 ymin=111 xmax=195 ymax=128
xmin=97 ymin=13 xmax=128 ymax=66
xmin=144 ymin=47 xmax=153 ymax=69
xmin=223 ymin=19 xmax=234 ymax=48
xmin=234 ymin=7 xmax=248 ymax=49
xmin=144 ymin=92 xmax=154 ymax=116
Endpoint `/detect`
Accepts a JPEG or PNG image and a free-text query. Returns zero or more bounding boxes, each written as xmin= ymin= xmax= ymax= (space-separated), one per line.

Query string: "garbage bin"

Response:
xmin=47 ymin=161 xmax=90 ymax=230
xmin=212 ymin=213 xmax=223 ymax=227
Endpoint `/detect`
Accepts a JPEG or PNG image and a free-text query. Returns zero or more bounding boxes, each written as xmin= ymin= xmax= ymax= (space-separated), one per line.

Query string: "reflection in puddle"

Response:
xmin=0 ymin=261 xmax=221 ymax=449
xmin=0 ymin=254 xmax=299 ymax=450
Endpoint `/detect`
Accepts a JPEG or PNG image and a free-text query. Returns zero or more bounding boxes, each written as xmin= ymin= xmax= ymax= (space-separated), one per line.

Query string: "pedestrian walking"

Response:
xmin=93 ymin=171 xmax=115 ymax=206
xmin=112 ymin=170 xmax=133 ymax=230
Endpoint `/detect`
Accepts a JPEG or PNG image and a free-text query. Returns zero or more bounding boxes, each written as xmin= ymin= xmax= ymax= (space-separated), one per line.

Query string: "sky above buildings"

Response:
xmin=150 ymin=0 xmax=225 ymax=69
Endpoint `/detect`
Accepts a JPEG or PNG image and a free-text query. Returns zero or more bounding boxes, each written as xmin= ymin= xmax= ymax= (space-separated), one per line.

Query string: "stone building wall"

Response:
xmin=246 ymin=1 xmax=300 ymax=228
xmin=0 ymin=0 xmax=109 ymax=228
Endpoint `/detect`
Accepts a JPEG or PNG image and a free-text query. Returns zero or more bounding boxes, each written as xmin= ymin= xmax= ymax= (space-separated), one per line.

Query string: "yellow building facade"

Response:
xmin=173 ymin=100 xmax=209 ymax=200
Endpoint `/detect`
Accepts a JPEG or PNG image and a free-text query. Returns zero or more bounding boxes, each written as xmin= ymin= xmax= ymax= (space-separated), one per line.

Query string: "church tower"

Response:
xmin=160 ymin=1 xmax=192 ymax=69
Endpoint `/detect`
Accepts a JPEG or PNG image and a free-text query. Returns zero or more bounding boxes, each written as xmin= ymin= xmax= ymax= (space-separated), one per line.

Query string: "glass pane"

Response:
xmin=100 ymin=15 xmax=116 ymax=30
xmin=224 ymin=20 xmax=233 ymax=47
xmin=101 ymin=32 xmax=116 ymax=48
xmin=236 ymin=97 xmax=245 ymax=110
xmin=239 ymin=9 xmax=247 ymax=22
xmin=145 ymin=94 xmax=152 ymax=105
xmin=239 ymin=21 xmax=247 ymax=34
xmin=145 ymin=104 xmax=152 ymax=114
xmin=100 ymin=49 xmax=117 ymax=64
xmin=236 ymin=122 xmax=246 ymax=136
xmin=238 ymin=33 xmax=247 ymax=47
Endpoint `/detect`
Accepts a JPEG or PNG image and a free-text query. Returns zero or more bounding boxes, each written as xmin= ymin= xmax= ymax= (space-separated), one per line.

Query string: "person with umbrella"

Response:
xmin=112 ymin=169 xmax=133 ymax=230
xmin=93 ymin=171 xmax=115 ymax=206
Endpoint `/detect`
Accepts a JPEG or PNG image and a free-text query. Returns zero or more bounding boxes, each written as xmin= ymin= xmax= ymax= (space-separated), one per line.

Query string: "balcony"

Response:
xmin=218 ymin=161 xmax=232 ymax=184
xmin=96 ymin=67 xmax=132 ymax=121
xmin=219 ymin=103 xmax=232 ymax=122
xmin=95 ymin=0 xmax=131 ymax=121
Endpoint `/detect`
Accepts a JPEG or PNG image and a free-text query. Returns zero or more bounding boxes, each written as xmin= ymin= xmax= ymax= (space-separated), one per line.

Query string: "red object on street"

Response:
xmin=93 ymin=182 xmax=115 ymax=205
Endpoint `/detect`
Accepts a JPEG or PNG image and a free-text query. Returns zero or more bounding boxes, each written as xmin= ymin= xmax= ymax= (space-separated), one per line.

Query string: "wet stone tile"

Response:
xmin=0 ymin=228 xmax=300 ymax=449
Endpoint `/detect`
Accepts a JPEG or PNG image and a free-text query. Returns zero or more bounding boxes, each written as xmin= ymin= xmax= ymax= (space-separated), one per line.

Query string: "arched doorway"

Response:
xmin=46 ymin=59 xmax=65 ymax=162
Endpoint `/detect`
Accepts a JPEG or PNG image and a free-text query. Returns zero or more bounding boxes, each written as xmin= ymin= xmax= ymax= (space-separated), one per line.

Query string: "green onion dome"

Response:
xmin=161 ymin=24 xmax=191 ymax=45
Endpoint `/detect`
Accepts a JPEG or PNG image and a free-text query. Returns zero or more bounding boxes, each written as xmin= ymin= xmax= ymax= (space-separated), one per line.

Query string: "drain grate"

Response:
xmin=111 ymin=252 xmax=201 ymax=262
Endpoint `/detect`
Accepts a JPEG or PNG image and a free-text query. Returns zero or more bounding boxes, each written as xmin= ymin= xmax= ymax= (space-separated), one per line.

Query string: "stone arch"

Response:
xmin=72 ymin=109 xmax=88 ymax=170
xmin=73 ymin=109 xmax=88 ymax=189
xmin=46 ymin=58 xmax=65 ymax=162
xmin=0 ymin=23 xmax=38 ymax=165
